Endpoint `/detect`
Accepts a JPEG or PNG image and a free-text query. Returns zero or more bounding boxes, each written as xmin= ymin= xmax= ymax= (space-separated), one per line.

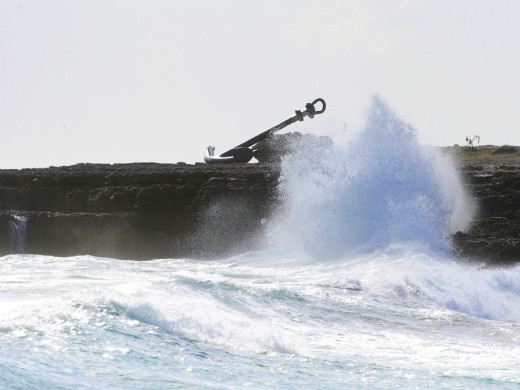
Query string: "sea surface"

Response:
xmin=1 ymin=97 xmax=519 ymax=389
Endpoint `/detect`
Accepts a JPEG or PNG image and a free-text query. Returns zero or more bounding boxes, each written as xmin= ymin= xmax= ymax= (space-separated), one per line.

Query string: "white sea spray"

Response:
xmin=2 ymin=98 xmax=519 ymax=389
xmin=271 ymin=96 xmax=475 ymax=259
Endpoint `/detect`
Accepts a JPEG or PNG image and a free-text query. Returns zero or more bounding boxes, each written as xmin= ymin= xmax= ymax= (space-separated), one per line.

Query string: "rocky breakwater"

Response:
xmin=453 ymin=157 xmax=520 ymax=266
xmin=1 ymin=150 xmax=519 ymax=265
xmin=0 ymin=163 xmax=279 ymax=259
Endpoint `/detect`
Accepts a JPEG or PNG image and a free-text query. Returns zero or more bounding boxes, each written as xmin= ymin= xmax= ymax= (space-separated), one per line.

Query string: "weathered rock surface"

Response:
xmin=452 ymin=160 xmax=520 ymax=266
xmin=0 ymin=155 xmax=519 ymax=264
xmin=0 ymin=163 xmax=279 ymax=259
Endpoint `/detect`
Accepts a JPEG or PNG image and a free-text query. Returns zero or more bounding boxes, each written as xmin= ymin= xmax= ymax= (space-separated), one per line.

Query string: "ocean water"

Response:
xmin=1 ymin=97 xmax=519 ymax=389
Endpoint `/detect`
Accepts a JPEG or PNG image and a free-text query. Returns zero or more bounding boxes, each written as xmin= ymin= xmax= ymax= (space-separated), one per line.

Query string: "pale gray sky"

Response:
xmin=1 ymin=0 xmax=519 ymax=168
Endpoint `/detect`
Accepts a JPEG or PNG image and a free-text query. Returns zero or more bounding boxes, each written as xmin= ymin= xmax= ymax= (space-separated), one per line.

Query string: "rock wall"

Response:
xmin=0 ymin=163 xmax=279 ymax=259
xmin=453 ymin=160 xmax=520 ymax=266
xmin=0 ymin=160 xmax=518 ymax=264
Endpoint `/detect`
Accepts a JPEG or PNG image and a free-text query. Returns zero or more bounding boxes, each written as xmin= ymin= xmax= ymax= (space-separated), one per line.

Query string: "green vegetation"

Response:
xmin=442 ymin=145 xmax=520 ymax=161
xmin=459 ymin=146 xmax=482 ymax=155
xmin=491 ymin=145 xmax=518 ymax=155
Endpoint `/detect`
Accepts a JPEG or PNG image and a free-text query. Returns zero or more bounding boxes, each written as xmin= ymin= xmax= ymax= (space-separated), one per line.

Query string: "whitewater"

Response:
xmin=1 ymin=97 xmax=519 ymax=389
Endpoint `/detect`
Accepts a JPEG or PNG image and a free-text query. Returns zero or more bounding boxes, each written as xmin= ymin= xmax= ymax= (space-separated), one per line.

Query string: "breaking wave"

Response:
xmin=270 ymin=96 xmax=475 ymax=259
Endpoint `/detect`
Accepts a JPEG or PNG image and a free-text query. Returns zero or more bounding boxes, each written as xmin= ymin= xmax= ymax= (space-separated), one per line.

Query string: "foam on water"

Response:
xmin=1 ymin=97 xmax=519 ymax=388
xmin=115 ymin=283 xmax=297 ymax=354
xmin=271 ymin=96 xmax=474 ymax=259
xmin=263 ymin=96 xmax=519 ymax=323
xmin=319 ymin=246 xmax=520 ymax=323
xmin=1 ymin=251 xmax=520 ymax=388
xmin=8 ymin=215 xmax=27 ymax=254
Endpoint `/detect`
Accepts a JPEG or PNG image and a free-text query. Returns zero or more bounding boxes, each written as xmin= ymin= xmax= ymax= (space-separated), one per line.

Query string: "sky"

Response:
xmin=1 ymin=0 xmax=519 ymax=168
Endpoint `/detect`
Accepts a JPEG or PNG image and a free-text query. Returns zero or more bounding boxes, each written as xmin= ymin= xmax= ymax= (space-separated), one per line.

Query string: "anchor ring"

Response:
xmin=311 ymin=98 xmax=326 ymax=115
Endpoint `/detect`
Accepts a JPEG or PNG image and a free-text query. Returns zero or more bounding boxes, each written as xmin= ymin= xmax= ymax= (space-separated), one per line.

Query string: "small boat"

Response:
xmin=204 ymin=98 xmax=326 ymax=164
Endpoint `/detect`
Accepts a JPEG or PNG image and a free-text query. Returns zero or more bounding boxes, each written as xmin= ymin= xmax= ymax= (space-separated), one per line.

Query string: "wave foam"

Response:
xmin=116 ymin=288 xmax=297 ymax=354
xmin=271 ymin=96 xmax=474 ymax=259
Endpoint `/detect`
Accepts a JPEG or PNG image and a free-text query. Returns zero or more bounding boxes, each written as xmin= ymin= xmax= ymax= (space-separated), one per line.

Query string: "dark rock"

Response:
xmin=0 ymin=163 xmax=279 ymax=260
xmin=1 ymin=157 xmax=520 ymax=265
xmin=452 ymin=160 xmax=520 ymax=266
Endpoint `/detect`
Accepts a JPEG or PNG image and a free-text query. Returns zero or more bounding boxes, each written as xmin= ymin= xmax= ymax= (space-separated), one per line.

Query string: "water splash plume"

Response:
xmin=9 ymin=215 xmax=27 ymax=254
xmin=271 ymin=96 xmax=475 ymax=259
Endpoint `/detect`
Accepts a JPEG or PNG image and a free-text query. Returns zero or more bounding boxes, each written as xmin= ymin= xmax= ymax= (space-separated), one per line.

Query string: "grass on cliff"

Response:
xmin=443 ymin=145 xmax=520 ymax=161
xmin=491 ymin=145 xmax=519 ymax=155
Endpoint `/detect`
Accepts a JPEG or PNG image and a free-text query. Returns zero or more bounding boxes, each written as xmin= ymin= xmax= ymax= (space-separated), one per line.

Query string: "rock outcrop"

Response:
xmin=0 ymin=154 xmax=519 ymax=265
xmin=452 ymin=160 xmax=520 ymax=266
xmin=0 ymin=163 xmax=279 ymax=259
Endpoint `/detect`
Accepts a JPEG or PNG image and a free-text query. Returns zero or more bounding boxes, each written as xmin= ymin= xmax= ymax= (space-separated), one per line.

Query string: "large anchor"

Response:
xmin=205 ymin=98 xmax=326 ymax=164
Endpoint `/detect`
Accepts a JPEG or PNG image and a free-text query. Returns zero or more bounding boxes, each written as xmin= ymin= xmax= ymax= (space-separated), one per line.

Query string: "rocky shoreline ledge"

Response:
xmin=0 ymin=163 xmax=278 ymax=260
xmin=453 ymin=158 xmax=520 ymax=266
xmin=1 ymin=150 xmax=519 ymax=265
